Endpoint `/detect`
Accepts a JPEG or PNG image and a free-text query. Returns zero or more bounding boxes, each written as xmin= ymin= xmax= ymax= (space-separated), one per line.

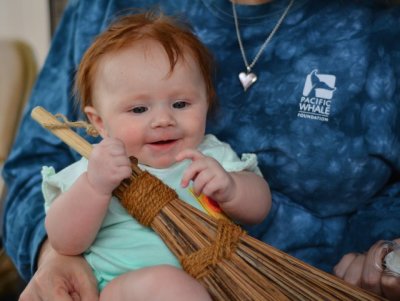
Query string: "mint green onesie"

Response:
xmin=42 ymin=134 xmax=261 ymax=290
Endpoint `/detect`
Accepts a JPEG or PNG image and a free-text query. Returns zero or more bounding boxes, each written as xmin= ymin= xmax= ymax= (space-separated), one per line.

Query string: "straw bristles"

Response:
xmin=31 ymin=106 xmax=387 ymax=301
xmin=114 ymin=153 xmax=387 ymax=301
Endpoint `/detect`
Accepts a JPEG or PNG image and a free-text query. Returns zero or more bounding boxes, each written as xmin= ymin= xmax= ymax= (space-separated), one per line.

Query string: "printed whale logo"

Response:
xmin=303 ymin=69 xmax=336 ymax=99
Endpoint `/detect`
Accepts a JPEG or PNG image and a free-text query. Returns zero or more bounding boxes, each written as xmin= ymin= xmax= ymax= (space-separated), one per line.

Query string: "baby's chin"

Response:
xmin=139 ymin=157 xmax=177 ymax=169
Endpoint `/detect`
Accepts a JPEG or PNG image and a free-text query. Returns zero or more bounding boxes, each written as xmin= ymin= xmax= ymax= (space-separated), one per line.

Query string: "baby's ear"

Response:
xmin=84 ymin=106 xmax=108 ymax=137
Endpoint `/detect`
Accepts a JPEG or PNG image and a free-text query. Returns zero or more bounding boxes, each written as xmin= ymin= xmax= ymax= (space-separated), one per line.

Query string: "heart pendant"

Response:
xmin=239 ymin=72 xmax=257 ymax=91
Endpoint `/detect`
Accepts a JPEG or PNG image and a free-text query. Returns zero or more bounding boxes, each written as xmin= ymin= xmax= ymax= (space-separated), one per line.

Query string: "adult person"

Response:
xmin=2 ymin=0 xmax=400 ymax=300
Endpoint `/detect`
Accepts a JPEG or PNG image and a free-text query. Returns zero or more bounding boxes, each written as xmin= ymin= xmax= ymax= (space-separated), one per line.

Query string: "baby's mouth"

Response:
xmin=150 ymin=139 xmax=177 ymax=145
xmin=147 ymin=139 xmax=180 ymax=149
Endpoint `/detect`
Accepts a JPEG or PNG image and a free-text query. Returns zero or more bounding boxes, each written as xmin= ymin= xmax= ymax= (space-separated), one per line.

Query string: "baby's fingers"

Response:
xmin=177 ymin=149 xmax=205 ymax=187
xmin=180 ymin=163 xmax=199 ymax=188
xmin=176 ymin=148 xmax=204 ymax=162
xmin=191 ymin=169 xmax=215 ymax=196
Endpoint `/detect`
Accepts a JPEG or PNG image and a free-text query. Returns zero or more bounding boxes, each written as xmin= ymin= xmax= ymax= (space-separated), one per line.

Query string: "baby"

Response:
xmin=42 ymin=11 xmax=271 ymax=301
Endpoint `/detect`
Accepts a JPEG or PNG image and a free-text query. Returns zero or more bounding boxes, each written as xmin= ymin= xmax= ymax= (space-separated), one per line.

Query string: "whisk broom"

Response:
xmin=31 ymin=106 xmax=386 ymax=301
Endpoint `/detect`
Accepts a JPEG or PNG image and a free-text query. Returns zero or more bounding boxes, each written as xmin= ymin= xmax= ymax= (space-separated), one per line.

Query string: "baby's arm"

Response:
xmin=176 ymin=149 xmax=271 ymax=224
xmin=45 ymin=138 xmax=132 ymax=255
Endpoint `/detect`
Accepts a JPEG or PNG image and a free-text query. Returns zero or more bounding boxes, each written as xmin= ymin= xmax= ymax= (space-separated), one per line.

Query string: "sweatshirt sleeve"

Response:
xmin=199 ymin=134 xmax=263 ymax=177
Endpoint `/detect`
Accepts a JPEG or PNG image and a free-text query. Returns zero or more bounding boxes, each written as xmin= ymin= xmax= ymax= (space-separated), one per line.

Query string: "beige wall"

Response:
xmin=0 ymin=0 xmax=50 ymax=68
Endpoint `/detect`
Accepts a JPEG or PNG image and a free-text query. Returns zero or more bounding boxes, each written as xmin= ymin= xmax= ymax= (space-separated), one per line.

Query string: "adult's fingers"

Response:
xmin=343 ymin=254 xmax=365 ymax=286
xmin=334 ymin=253 xmax=358 ymax=278
xmin=381 ymin=273 xmax=400 ymax=301
xmin=70 ymin=256 xmax=99 ymax=301
xmin=21 ymin=241 xmax=98 ymax=301
xmin=360 ymin=241 xmax=390 ymax=295
xmin=19 ymin=274 xmax=76 ymax=301
xmin=381 ymin=239 xmax=400 ymax=300
xmin=334 ymin=253 xmax=365 ymax=286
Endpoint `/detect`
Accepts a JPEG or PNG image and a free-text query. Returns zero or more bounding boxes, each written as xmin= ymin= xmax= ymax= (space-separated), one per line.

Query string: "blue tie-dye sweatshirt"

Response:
xmin=2 ymin=0 xmax=400 ymax=280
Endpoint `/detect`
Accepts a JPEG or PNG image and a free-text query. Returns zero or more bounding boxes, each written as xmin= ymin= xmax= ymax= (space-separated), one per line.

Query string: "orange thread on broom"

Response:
xmin=181 ymin=219 xmax=244 ymax=279
xmin=120 ymin=171 xmax=178 ymax=226
xmin=42 ymin=113 xmax=99 ymax=137
xmin=119 ymin=171 xmax=244 ymax=278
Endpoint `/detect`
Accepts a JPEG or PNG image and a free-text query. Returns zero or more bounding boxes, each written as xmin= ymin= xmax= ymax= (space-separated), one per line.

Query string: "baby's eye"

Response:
xmin=172 ymin=100 xmax=189 ymax=109
xmin=131 ymin=106 xmax=148 ymax=114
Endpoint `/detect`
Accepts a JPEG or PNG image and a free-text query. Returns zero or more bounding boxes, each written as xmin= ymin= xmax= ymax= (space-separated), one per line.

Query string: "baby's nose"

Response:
xmin=150 ymin=111 xmax=176 ymax=128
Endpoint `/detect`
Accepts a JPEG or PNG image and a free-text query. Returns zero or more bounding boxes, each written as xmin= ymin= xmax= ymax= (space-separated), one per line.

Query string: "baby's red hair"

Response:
xmin=75 ymin=10 xmax=216 ymax=111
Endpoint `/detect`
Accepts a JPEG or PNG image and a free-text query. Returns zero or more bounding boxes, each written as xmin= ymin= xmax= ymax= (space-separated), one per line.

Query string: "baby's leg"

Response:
xmin=99 ymin=265 xmax=211 ymax=301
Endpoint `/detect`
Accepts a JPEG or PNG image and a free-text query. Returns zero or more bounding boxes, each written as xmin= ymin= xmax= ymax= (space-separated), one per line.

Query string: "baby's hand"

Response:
xmin=87 ymin=138 xmax=132 ymax=195
xmin=176 ymin=149 xmax=236 ymax=204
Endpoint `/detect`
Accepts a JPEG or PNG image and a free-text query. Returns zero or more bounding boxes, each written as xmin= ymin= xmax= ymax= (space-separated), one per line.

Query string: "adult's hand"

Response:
xmin=19 ymin=239 xmax=98 ymax=301
xmin=334 ymin=239 xmax=400 ymax=300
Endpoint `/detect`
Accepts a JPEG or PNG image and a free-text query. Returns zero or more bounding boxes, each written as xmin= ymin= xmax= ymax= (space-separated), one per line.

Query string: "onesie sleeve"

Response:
xmin=41 ymin=158 xmax=88 ymax=212
xmin=199 ymin=134 xmax=263 ymax=177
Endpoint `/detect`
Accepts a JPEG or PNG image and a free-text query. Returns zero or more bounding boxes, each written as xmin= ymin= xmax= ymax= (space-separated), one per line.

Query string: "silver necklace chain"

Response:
xmin=232 ymin=0 xmax=294 ymax=73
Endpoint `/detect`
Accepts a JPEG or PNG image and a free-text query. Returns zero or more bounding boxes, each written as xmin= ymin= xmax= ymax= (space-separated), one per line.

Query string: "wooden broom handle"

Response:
xmin=31 ymin=106 xmax=93 ymax=158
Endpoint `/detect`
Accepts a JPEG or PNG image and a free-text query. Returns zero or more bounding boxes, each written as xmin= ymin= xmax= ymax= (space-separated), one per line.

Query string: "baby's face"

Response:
xmin=88 ymin=40 xmax=209 ymax=168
